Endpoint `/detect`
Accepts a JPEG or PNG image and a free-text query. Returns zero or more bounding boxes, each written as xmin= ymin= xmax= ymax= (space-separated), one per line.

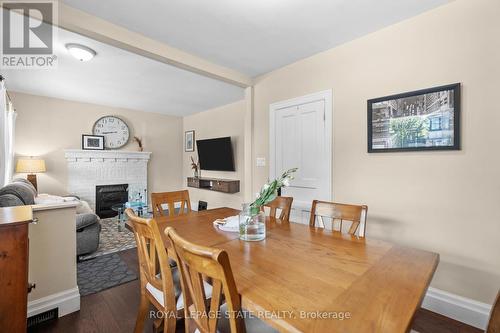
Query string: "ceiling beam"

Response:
xmin=53 ymin=4 xmax=253 ymax=88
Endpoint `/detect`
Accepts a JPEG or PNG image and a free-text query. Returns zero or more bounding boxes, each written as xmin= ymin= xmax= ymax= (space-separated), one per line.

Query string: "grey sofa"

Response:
xmin=75 ymin=206 xmax=101 ymax=256
xmin=0 ymin=178 xmax=101 ymax=256
xmin=0 ymin=178 xmax=36 ymax=206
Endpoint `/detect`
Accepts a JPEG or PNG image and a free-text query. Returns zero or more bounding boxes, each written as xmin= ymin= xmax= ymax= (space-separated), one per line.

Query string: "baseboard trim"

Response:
xmin=28 ymin=287 xmax=80 ymax=318
xmin=422 ymin=287 xmax=491 ymax=329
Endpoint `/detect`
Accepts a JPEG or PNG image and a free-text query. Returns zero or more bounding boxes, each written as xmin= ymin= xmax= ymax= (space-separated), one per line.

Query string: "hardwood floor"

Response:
xmin=412 ymin=309 xmax=482 ymax=333
xmin=29 ymin=249 xmax=482 ymax=333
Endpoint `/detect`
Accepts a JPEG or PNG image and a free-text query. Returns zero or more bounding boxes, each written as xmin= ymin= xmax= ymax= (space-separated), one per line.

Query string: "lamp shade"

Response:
xmin=16 ymin=158 xmax=46 ymax=173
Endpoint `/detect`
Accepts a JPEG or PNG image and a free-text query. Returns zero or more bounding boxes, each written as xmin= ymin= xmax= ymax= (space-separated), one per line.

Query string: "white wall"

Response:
xmin=252 ymin=0 xmax=500 ymax=304
xmin=182 ymin=101 xmax=245 ymax=210
xmin=12 ymin=92 xmax=183 ymax=195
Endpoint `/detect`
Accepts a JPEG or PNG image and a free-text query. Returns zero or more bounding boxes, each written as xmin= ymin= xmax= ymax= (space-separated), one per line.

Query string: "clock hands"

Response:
xmin=94 ymin=116 xmax=129 ymax=149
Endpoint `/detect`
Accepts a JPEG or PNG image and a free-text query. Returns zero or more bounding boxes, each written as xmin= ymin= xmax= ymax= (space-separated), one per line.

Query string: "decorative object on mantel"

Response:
xmin=185 ymin=130 xmax=195 ymax=152
xmin=92 ymin=115 xmax=130 ymax=149
xmin=367 ymin=83 xmax=460 ymax=153
xmin=82 ymin=134 xmax=104 ymax=150
xmin=190 ymin=156 xmax=200 ymax=178
xmin=15 ymin=157 xmax=46 ymax=191
xmin=239 ymin=167 xmax=297 ymax=241
xmin=133 ymin=136 xmax=143 ymax=151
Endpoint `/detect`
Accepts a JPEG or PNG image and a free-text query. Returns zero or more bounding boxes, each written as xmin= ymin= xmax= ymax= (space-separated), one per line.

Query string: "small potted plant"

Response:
xmin=239 ymin=168 xmax=297 ymax=241
xmin=191 ymin=156 xmax=200 ymax=178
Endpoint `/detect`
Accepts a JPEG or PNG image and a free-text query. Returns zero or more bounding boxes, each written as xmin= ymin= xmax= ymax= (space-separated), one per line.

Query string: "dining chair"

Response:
xmin=151 ymin=190 xmax=192 ymax=217
xmin=165 ymin=227 xmax=277 ymax=333
xmin=263 ymin=196 xmax=293 ymax=222
xmin=487 ymin=290 xmax=500 ymax=333
xmin=126 ymin=208 xmax=212 ymax=333
xmin=309 ymin=200 xmax=368 ymax=237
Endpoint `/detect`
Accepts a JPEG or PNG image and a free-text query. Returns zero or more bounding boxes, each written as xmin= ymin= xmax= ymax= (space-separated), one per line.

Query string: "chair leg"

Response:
xmin=163 ymin=315 xmax=176 ymax=333
xmin=153 ymin=318 xmax=163 ymax=333
xmin=134 ymin=293 xmax=149 ymax=333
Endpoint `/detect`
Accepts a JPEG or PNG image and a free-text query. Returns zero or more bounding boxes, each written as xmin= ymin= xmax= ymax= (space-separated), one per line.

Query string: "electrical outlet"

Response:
xmin=256 ymin=157 xmax=266 ymax=167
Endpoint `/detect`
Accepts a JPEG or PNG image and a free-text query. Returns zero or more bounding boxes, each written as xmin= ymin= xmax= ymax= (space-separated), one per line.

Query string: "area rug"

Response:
xmin=77 ymin=252 xmax=137 ymax=296
xmin=79 ymin=217 xmax=137 ymax=260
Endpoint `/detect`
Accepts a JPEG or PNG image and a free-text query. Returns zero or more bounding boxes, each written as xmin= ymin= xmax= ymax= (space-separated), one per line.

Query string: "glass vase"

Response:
xmin=239 ymin=203 xmax=266 ymax=241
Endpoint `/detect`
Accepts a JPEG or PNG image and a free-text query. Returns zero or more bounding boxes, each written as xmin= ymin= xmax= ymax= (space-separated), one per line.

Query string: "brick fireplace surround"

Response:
xmin=64 ymin=150 xmax=151 ymax=211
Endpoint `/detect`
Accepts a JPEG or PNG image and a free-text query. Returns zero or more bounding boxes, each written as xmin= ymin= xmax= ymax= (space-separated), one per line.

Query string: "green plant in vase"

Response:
xmin=239 ymin=167 xmax=298 ymax=241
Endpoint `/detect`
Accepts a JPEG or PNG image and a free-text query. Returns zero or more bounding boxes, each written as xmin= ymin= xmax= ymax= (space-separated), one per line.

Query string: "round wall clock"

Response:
xmin=92 ymin=116 xmax=130 ymax=149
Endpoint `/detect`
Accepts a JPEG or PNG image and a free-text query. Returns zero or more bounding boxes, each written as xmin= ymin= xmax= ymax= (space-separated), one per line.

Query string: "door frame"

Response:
xmin=269 ymin=89 xmax=333 ymax=205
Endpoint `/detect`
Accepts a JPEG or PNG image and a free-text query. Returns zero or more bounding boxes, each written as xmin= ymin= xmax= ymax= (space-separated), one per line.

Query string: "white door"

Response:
xmin=270 ymin=90 xmax=332 ymax=224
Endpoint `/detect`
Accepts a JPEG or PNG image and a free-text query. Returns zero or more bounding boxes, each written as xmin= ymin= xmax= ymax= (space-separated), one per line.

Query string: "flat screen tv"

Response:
xmin=196 ymin=137 xmax=235 ymax=171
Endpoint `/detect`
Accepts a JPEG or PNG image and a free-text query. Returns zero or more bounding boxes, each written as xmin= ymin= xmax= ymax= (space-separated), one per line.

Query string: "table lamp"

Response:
xmin=16 ymin=158 xmax=46 ymax=191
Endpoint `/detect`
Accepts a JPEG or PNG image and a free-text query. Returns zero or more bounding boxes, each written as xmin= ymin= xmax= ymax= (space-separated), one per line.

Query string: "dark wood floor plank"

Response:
xmin=81 ymin=292 xmax=123 ymax=333
xmin=412 ymin=308 xmax=482 ymax=333
xmin=30 ymin=248 xmax=483 ymax=333
xmin=101 ymin=280 xmax=143 ymax=331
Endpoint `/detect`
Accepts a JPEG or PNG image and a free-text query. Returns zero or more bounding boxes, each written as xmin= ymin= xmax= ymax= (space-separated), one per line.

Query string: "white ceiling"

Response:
xmin=1 ymin=23 xmax=244 ymax=116
xmin=2 ymin=1 xmax=451 ymax=116
xmin=62 ymin=0 xmax=450 ymax=77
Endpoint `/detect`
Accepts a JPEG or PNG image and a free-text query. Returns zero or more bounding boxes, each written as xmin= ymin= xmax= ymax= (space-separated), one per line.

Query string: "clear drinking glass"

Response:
xmin=239 ymin=203 xmax=266 ymax=241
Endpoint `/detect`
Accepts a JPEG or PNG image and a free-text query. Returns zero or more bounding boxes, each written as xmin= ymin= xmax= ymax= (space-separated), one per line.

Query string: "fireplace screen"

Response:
xmin=95 ymin=184 xmax=128 ymax=218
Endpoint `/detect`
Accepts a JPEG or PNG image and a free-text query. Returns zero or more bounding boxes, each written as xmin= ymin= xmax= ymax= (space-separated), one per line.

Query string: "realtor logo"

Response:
xmin=1 ymin=0 xmax=58 ymax=68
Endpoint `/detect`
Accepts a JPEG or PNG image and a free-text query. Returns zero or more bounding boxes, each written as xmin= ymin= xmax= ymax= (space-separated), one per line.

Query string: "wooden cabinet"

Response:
xmin=187 ymin=177 xmax=240 ymax=194
xmin=0 ymin=206 xmax=33 ymax=332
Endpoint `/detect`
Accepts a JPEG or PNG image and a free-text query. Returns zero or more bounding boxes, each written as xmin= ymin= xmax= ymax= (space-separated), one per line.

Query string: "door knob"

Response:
xmin=27 ymin=282 xmax=36 ymax=293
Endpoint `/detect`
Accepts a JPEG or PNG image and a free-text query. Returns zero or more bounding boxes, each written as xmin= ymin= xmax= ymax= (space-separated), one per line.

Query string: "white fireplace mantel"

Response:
xmin=64 ymin=149 xmax=151 ymax=210
xmin=64 ymin=149 xmax=151 ymax=162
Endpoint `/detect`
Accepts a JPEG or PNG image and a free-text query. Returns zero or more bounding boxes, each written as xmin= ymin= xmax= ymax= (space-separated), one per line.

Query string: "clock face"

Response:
xmin=92 ymin=116 xmax=130 ymax=149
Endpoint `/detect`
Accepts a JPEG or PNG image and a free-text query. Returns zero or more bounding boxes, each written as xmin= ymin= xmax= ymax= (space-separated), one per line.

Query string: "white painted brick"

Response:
xmin=64 ymin=150 xmax=151 ymax=210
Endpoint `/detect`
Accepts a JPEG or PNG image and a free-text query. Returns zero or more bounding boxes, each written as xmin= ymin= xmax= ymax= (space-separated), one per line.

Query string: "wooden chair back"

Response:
xmin=487 ymin=290 xmax=500 ymax=333
xmin=125 ymin=208 xmax=177 ymax=312
xmin=263 ymin=196 xmax=293 ymax=222
xmin=151 ymin=190 xmax=192 ymax=217
xmin=165 ymin=227 xmax=246 ymax=333
xmin=309 ymin=200 xmax=368 ymax=237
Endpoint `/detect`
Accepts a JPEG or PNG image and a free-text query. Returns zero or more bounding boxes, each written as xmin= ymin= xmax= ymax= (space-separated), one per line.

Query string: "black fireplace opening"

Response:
xmin=95 ymin=184 xmax=128 ymax=218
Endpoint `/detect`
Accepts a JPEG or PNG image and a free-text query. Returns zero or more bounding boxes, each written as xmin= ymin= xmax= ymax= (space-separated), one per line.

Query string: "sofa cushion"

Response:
xmin=76 ymin=200 xmax=93 ymax=214
xmin=0 ymin=182 xmax=36 ymax=205
xmin=0 ymin=194 xmax=24 ymax=207
xmin=12 ymin=178 xmax=37 ymax=195
xmin=76 ymin=213 xmax=100 ymax=230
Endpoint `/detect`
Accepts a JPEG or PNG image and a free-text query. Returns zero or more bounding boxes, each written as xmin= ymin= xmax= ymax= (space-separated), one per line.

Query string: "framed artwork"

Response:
xmin=82 ymin=134 xmax=105 ymax=150
xmin=368 ymin=83 xmax=460 ymax=152
xmin=185 ymin=130 xmax=195 ymax=152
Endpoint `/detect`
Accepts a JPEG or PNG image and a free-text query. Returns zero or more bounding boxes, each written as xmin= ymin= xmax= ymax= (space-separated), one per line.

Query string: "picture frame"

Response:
xmin=82 ymin=134 xmax=105 ymax=150
xmin=185 ymin=130 xmax=195 ymax=152
xmin=368 ymin=83 xmax=460 ymax=153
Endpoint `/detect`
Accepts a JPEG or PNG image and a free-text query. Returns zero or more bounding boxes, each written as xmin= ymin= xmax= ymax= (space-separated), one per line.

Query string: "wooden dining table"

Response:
xmin=126 ymin=207 xmax=439 ymax=333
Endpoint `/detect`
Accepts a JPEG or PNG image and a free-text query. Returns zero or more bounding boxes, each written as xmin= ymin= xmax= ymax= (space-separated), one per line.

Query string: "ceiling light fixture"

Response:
xmin=65 ymin=43 xmax=96 ymax=61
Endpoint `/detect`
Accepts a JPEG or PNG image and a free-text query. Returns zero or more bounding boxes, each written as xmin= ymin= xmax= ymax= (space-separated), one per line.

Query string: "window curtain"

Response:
xmin=0 ymin=80 xmax=17 ymax=187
